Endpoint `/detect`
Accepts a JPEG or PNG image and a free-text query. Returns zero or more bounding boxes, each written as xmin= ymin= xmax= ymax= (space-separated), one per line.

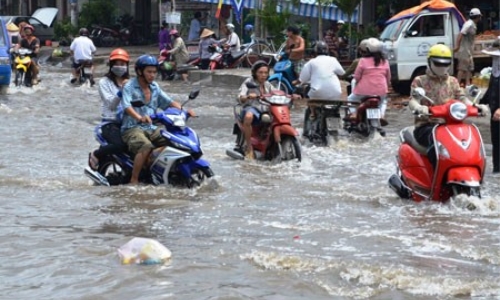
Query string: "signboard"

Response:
xmin=166 ymin=12 xmax=181 ymax=24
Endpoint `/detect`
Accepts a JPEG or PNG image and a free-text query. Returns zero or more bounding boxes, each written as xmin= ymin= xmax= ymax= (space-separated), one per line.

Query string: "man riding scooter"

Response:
xmin=409 ymin=44 xmax=489 ymax=167
xmin=70 ymin=28 xmax=97 ymax=86
xmin=14 ymin=24 xmax=40 ymax=86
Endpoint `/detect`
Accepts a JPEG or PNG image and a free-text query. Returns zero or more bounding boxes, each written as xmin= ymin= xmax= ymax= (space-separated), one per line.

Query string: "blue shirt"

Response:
xmin=120 ymin=77 xmax=174 ymax=132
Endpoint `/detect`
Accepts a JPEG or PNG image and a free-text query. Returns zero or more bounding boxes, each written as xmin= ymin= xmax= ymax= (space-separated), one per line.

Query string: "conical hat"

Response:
xmin=200 ymin=28 xmax=214 ymax=38
xmin=7 ymin=22 xmax=19 ymax=32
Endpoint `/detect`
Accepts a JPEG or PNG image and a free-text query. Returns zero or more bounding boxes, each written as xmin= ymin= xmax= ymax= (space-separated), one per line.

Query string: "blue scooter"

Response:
xmin=267 ymin=51 xmax=297 ymax=95
xmin=84 ymin=88 xmax=214 ymax=188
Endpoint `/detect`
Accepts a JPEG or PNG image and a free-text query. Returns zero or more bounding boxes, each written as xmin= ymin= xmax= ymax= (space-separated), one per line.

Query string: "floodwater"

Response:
xmin=1 ymin=61 xmax=500 ymax=300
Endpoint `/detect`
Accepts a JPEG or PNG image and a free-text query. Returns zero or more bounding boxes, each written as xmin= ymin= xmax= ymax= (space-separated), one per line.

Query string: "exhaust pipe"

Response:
xmin=84 ymin=167 xmax=110 ymax=186
xmin=388 ymin=174 xmax=410 ymax=199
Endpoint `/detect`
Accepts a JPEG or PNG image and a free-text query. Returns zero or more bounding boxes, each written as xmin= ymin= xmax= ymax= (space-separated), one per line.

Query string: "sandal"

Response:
xmin=380 ymin=118 xmax=389 ymax=127
xmin=88 ymin=152 xmax=99 ymax=171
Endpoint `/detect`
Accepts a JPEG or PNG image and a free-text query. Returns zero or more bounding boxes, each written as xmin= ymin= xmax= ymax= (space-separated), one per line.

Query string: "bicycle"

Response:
xmin=245 ymin=36 xmax=286 ymax=67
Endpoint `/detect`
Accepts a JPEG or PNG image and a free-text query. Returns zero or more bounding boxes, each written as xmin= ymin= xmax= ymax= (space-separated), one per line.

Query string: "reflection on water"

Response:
xmin=0 ymin=67 xmax=500 ymax=299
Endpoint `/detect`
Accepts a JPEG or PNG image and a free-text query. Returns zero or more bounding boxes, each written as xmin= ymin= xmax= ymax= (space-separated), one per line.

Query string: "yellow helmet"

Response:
xmin=427 ymin=44 xmax=452 ymax=65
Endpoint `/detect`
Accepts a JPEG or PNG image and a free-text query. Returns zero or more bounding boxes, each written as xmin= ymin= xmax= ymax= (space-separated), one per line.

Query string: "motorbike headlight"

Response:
xmin=436 ymin=141 xmax=450 ymax=159
xmin=268 ymin=95 xmax=290 ymax=105
xmin=167 ymin=114 xmax=186 ymax=128
xmin=449 ymin=102 xmax=467 ymax=121
xmin=0 ymin=58 xmax=9 ymax=65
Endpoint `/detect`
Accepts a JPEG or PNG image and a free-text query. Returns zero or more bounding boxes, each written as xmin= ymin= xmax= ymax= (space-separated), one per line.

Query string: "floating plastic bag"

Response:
xmin=118 ymin=237 xmax=172 ymax=265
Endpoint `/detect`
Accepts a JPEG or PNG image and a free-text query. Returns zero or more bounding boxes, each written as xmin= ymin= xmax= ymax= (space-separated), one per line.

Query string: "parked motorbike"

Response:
xmin=226 ymin=82 xmax=302 ymax=162
xmin=158 ymin=49 xmax=200 ymax=81
xmin=90 ymin=15 xmax=137 ymax=47
xmin=14 ymin=48 xmax=33 ymax=87
xmin=388 ymin=86 xmax=486 ymax=202
xmin=208 ymin=44 xmax=247 ymax=70
xmin=343 ymin=95 xmax=386 ymax=138
xmin=84 ymin=88 xmax=214 ymax=188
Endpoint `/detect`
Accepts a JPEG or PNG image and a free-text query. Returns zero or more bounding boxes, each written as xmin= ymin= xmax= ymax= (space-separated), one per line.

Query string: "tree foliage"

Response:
xmin=78 ymin=0 xmax=119 ymax=29
xmin=246 ymin=0 xmax=292 ymax=45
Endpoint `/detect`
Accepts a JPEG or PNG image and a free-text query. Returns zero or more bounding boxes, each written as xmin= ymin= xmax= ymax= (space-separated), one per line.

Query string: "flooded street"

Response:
xmin=1 ymin=61 xmax=500 ymax=299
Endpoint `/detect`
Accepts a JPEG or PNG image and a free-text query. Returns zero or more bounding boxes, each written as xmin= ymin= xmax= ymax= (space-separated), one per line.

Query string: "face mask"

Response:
xmin=111 ymin=66 xmax=127 ymax=77
xmin=431 ymin=61 xmax=449 ymax=77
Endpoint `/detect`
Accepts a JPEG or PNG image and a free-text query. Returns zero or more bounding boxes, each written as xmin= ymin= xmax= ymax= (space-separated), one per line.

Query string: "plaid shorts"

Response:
xmin=291 ymin=59 xmax=305 ymax=76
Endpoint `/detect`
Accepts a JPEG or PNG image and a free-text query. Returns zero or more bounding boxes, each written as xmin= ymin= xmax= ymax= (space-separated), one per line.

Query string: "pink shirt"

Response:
xmin=353 ymin=57 xmax=391 ymax=96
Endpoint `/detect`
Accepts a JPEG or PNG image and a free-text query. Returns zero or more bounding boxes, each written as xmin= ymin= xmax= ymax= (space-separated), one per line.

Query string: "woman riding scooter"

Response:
xmin=14 ymin=24 xmax=40 ymax=86
xmin=409 ymin=44 xmax=489 ymax=167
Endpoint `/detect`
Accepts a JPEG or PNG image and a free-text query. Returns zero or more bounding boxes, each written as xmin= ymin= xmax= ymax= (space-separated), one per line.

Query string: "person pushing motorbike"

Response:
xmin=70 ymin=28 xmax=97 ymax=86
xmin=120 ymin=55 xmax=194 ymax=184
xmin=14 ymin=24 xmax=40 ymax=86
xmin=409 ymin=44 xmax=489 ymax=167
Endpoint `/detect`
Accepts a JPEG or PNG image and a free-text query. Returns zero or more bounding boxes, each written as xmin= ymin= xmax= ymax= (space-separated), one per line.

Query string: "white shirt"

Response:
xmin=70 ymin=36 xmax=96 ymax=61
xmin=299 ymin=55 xmax=345 ymax=99
xmin=98 ymin=77 xmax=122 ymax=122
xmin=227 ymin=32 xmax=241 ymax=50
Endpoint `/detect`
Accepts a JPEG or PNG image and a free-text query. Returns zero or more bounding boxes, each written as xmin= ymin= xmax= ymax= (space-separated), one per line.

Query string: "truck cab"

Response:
xmin=0 ymin=18 xmax=12 ymax=94
xmin=381 ymin=9 xmax=462 ymax=95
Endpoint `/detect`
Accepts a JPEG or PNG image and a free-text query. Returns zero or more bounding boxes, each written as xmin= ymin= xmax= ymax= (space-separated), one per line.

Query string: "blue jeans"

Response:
xmin=240 ymin=107 xmax=261 ymax=125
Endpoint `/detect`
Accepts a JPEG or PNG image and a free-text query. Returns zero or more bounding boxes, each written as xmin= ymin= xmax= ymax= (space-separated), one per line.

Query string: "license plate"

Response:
xmin=366 ymin=108 xmax=381 ymax=119
xmin=326 ymin=117 xmax=341 ymax=131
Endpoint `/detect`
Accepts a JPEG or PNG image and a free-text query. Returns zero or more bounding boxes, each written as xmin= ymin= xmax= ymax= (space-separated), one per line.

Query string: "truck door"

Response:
xmin=402 ymin=13 xmax=450 ymax=74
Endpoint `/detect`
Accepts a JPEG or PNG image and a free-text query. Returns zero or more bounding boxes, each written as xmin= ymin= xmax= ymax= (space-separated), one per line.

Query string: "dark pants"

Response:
xmin=94 ymin=123 xmax=127 ymax=159
xmin=491 ymin=120 xmax=500 ymax=172
xmin=414 ymin=123 xmax=437 ymax=168
xmin=200 ymin=59 xmax=211 ymax=70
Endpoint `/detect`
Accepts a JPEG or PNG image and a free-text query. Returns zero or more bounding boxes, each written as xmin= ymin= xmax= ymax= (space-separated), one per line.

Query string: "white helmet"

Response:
xmin=226 ymin=23 xmax=235 ymax=31
xmin=365 ymin=37 xmax=382 ymax=53
xmin=470 ymin=8 xmax=482 ymax=17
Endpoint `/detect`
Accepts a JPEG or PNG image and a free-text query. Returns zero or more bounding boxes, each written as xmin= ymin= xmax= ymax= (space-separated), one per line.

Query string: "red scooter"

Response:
xmin=388 ymin=87 xmax=487 ymax=202
xmin=208 ymin=44 xmax=247 ymax=70
xmin=226 ymin=82 xmax=301 ymax=162
xmin=158 ymin=49 xmax=200 ymax=81
xmin=344 ymin=95 xmax=386 ymax=138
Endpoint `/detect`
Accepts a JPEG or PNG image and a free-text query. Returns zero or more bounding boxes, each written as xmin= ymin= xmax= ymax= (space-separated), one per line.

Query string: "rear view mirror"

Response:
xmin=412 ymin=87 xmax=426 ymax=100
xmin=11 ymin=36 xmax=19 ymax=45
xmin=188 ymin=88 xmax=200 ymax=100
xmin=245 ymin=82 xmax=258 ymax=89
xmin=465 ymin=85 xmax=479 ymax=97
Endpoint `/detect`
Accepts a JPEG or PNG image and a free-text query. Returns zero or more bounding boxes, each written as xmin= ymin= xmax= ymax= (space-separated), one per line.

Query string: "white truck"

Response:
xmin=380 ymin=2 xmax=496 ymax=95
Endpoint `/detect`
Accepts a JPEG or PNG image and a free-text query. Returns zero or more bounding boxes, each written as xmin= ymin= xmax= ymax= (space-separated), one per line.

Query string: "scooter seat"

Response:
xmin=401 ymin=126 xmax=428 ymax=155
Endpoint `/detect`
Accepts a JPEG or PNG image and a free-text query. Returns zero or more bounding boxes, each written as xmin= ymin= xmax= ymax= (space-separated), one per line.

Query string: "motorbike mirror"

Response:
xmin=11 ymin=36 xmax=19 ymax=44
xmin=466 ymin=85 xmax=479 ymax=97
xmin=412 ymin=87 xmax=426 ymax=100
xmin=188 ymin=88 xmax=200 ymax=100
xmin=245 ymin=82 xmax=258 ymax=89
xmin=131 ymin=101 xmax=145 ymax=108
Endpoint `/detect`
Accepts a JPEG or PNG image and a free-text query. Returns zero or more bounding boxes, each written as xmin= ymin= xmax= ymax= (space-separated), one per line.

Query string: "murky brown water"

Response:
xmin=1 ymin=61 xmax=500 ymax=300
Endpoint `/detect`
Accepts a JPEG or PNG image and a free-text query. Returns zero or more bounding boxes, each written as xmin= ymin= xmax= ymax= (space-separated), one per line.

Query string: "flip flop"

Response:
xmin=88 ymin=152 xmax=99 ymax=171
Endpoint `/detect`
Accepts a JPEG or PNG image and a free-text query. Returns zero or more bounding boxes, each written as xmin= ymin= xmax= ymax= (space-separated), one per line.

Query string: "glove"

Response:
xmin=416 ymin=105 xmax=429 ymax=115
xmin=475 ymin=104 xmax=490 ymax=115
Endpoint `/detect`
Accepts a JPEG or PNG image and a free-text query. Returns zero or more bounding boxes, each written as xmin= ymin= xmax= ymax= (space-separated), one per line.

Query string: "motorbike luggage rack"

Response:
xmin=307 ymin=99 xmax=352 ymax=107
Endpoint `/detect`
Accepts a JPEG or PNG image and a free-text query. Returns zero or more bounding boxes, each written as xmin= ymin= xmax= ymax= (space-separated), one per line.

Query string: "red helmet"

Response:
xmin=110 ymin=48 xmax=130 ymax=62
xmin=23 ymin=24 xmax=35 ymax=33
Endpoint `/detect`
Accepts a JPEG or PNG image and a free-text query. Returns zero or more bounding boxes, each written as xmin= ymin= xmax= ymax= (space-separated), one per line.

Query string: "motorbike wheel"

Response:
xmin=278 ymin=136 xmax=302 ymax=162
xmin=269 ymin=79 xmax=290 ymax=95
xmin=451 ymin=185 xmax=481 ymax=198
xmin=15 ymin=70 xmax=24 ymax=87
xmin=97 ymin=157 xmax=130 ymax=186
xmin=168 ymin=166 xmax=213 ymax=188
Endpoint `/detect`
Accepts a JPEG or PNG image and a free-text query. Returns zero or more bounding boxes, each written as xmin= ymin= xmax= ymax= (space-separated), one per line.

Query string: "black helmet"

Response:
xmin=79 ymin=28 xmax=89 ymax=36
xmin=251 ymin=60 xmax=270 ymax=79
xmin=314 ymin=40 xmax=329 ymax=55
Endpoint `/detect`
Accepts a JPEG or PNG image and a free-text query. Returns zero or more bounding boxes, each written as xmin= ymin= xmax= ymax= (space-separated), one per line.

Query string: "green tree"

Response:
xmin=78 ymin=0 xmax=118 ymax=29
xmin=332 ymin=0 xmax=362 ymax=46
xmin=246 ymin=0 xmax=291 ymax=45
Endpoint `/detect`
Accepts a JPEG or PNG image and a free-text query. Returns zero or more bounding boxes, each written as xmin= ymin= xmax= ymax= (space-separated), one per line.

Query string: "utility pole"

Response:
xmin=70 ymin=0 xmax=78 ymax=27
xmin=254 ymin=0 xmax=262 ymax=38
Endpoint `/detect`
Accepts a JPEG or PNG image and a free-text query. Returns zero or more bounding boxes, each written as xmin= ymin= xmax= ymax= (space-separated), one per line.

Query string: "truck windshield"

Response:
xmin=380 ymin=19 xmax=408 ymax=41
